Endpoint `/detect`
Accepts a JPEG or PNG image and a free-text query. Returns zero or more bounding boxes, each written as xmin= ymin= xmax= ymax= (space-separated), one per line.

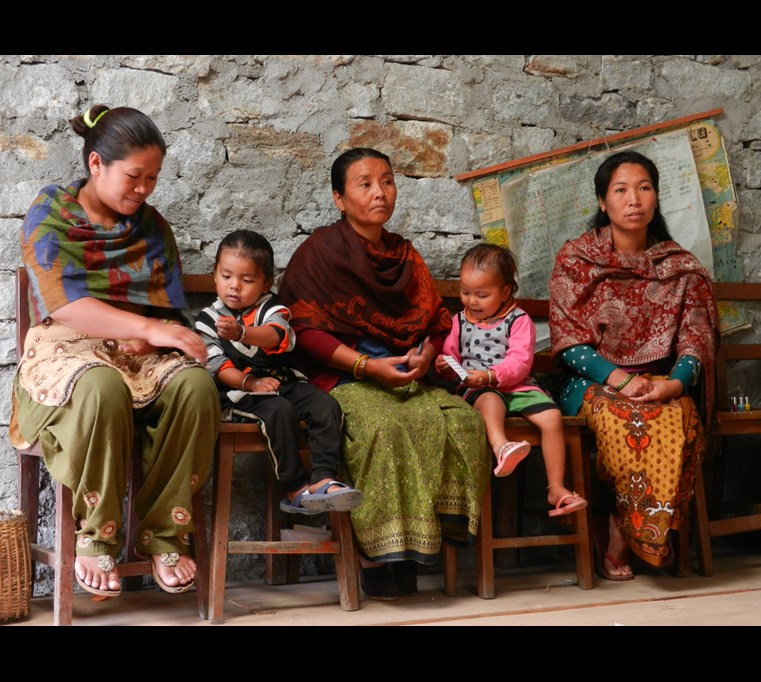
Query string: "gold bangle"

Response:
xmin=357 ymin=355 xmax=369 ymax=379
xmin=236 ymin=323 xmax=246 ymax=342
xmin=615 ymin=373 xmax=634 ymax=391
xmin=488 ymin=369 xmax=496 ymax=386
xmin=352 ymin=353 xmax=369 ymax=380
xmin=241 ymin=374 xmax=250 ymax=391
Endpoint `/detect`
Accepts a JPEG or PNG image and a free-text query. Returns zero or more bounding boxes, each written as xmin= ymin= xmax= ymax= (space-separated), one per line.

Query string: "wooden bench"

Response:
xmin=690 ymin=281 xmax=761 ymax=575
xmin=19 ymin=269 xmax=756 ymax=618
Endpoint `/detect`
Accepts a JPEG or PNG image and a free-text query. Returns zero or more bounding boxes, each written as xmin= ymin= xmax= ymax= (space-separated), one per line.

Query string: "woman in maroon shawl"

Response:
xmin=279 ymin=148 xmax=490 ymax=600
xmin=549 ymin=150 xmax=720 ymax=580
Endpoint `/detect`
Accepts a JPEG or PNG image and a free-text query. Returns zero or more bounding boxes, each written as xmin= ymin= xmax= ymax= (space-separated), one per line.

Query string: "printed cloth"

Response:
xmin=21 ymin=179 xmax=185 ymax=324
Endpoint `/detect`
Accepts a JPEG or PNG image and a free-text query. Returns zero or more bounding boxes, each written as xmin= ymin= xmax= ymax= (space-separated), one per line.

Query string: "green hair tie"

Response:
xmin=83 ymin=108 xmax=108 ymax=128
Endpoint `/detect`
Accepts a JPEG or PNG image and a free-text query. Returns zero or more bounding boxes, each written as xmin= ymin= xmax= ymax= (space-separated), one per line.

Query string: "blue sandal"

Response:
xmin=279 ymin=488 xmax=323 ymax=515
xmin=300 ymin=481 xmax=363 ymax=513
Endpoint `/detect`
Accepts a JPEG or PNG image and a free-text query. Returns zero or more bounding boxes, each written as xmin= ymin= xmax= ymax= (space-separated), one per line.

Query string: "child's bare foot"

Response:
xmin=308 ymin=478 xmax=347 ymax=495
xmin=75 ymin=555 xmax=121 ymax=596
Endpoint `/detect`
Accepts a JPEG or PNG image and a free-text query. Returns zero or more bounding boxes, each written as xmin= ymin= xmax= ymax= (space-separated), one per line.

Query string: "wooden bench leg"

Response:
xmin=209 ymin=438 xmax=234 ymax=621
xmin=442 ymin=543 xmax=458 ymax=597
xmin=263 ymin=457 xmax=296 ymax=585
xmin=191 ymin=490 xmax=210 ymax=619
xmin=691 ymin=465 xmax=713 ymax=576
xmin=54 ymin=482 xmax=75 ymax=627
xmin=567 ymin=432 xmax=594 ymax=589
xmin=493 ymin=473 xmax=520 ymax=569
xmin=329 ymin=510 xmax=360 ymax=611
xmin=475 ymin=483 xmax=495 ymax=599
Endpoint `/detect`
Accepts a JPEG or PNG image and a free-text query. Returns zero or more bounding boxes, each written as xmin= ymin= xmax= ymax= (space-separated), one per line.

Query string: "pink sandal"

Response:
xmin=547 ymin=492 xmax=588 ymax=517
xmin=493 ymin=440 xmax=531 ymax=477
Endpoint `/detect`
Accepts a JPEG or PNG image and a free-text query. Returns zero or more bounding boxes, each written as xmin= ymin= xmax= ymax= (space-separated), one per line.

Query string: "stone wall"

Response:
xmin=2 ymin=55 xmax=760 ymax=592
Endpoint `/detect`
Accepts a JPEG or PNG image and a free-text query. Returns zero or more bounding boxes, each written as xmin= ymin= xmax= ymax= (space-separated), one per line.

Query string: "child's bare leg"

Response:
xmin=524 ymin=409 xmax=577 ymax=506
xmin=474 ymin=392 xmax=531 ymax=476
xmin=472 ymin=392 xmax=509 ymax=455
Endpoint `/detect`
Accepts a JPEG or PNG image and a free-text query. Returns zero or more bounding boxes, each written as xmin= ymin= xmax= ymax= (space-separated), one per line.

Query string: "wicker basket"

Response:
xmin=0 ymin=509 xmax=32 ymax=622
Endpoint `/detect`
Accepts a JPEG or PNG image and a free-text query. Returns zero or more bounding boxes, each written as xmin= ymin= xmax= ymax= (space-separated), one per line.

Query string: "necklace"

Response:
xmin=463 ymin=301 xmax=516 ymax=326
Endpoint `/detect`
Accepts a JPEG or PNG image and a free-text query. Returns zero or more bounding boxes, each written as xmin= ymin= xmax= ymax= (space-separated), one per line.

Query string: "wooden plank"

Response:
xmin=721 ymin=345 xmax=761 ymax=361
xmin=182 ymin=273 xmax=215 ymax=293
xmin=708 ymin=516 xmax=761 ymax=537
xmin=228 ymin=540 xmax=340 ymax=554
xmin=713 ymin=282 xmax=761 ymax=301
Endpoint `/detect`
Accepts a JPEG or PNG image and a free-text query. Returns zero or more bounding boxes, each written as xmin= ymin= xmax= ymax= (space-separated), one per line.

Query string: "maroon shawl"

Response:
xmin=278 ymin=219 xmax=451 ymax=349
xmin=549 ymin=226 xmax=720 ymax=414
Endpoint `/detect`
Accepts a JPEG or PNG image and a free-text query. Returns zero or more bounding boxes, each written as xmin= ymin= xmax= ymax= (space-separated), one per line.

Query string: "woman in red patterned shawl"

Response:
xmin=279 ymin=148 xmax=490 ymax=600
xmin=549 ymin=150 xmax=720 ymax=580
xmin=10 ymin=105 xmax=220 ymax=600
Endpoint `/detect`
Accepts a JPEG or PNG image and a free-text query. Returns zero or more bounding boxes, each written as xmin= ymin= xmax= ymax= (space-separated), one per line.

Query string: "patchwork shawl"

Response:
xmin=21 ymin=179 xmax=186 ymax=324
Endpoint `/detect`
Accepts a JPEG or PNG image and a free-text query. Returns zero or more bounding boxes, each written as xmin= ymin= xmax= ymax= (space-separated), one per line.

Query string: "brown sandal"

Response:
xmin=150 ymin=552 xmax=195 ymax=594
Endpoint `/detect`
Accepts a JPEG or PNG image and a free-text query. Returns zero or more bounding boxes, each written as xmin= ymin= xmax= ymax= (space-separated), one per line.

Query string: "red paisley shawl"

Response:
xmin=278 ymin=219 xmax=451 ymax=349
xmin=549 ymin=226 xmax=720 ymax=415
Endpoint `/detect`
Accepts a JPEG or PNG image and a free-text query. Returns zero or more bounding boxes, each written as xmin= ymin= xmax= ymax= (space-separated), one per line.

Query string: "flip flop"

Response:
xmin=599 ymin=552 xmax=635 ymax=582
xmin=75 ymin=555 xmax=122 ymax=598
xmin=548 ymin=492 xmax=589 ymax=517
xmin=280 ymin=488 xmax=324 ymax=515
xmin=300 ymin=481 xmax=363 ymax=512
xmin=493 ymin=440 xmax=531 ymax=477
xmin=590 ymin=515 xmax=635 ymax=581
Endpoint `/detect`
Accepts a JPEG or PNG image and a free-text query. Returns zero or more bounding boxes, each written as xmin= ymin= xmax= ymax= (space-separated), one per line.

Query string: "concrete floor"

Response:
xmin=6 ymin=538 xmax=761 ymax=628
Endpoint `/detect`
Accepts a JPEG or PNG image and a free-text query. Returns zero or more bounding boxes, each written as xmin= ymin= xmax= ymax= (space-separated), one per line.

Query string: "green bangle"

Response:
xmin=615 ymin=373 xmax=634 ymax=391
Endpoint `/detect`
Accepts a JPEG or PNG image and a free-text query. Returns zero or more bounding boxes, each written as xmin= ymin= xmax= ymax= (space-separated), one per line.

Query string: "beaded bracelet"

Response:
xmin=615 ymin=373 xmax=634 ymax=391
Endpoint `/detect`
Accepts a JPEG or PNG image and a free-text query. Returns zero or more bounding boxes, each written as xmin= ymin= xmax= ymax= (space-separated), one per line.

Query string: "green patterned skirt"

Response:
xmin=331 ymin=380 xmax=491 ymax=565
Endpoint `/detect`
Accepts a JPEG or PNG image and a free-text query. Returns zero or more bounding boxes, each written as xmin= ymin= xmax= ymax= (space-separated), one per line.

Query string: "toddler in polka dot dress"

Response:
xmin=434 ymin=243 xmax=587 ymax=517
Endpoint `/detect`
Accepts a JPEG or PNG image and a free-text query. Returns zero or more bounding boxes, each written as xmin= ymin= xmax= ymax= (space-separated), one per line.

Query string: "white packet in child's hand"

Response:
xmin=443 ymin=355 xmax=469 ymax=381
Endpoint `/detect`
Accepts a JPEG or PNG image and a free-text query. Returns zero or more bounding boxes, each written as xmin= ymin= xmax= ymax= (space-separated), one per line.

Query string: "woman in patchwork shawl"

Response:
xmin=278 ymin=148 xmax=491 ymax=600
xmin=549 ymin=150 xmax=720 ymax=581
xmin=10 ymin=105 xmax=220 ymax=599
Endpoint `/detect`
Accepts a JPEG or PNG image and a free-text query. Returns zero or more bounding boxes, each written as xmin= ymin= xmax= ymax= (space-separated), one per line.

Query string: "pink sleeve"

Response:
xmin=492 ymin=313 xmax=535 ymax=389
xmin=442 ymin=314 xmax=461 ymax=361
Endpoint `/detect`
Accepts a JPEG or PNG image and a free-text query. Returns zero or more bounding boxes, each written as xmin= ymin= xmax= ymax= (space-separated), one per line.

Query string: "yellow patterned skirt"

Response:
xmin=580 ymin=378 xmax=706 ymax=567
